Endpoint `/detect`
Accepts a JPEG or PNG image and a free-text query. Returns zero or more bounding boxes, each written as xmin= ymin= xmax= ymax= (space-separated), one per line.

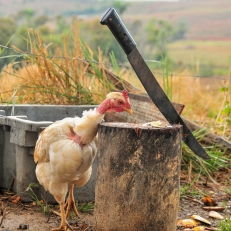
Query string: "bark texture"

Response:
xmin=94 ymin=122 xmax=182 ymax=231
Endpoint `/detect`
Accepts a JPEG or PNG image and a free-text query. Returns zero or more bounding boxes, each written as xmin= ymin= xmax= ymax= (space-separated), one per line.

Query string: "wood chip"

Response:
xmin=203 ymin=206 xmax=225 ymax=211
xmin=185 ymin=226 xmax=218 ymax=231
xmin=191 ymin=215 xmax=211 ymax=225
xmin=193 ymin=226 xmax=206 ymax=231
xmin=177 ymin=219 xmax=199 ymax=228
xmin=208 ymin=211 xmax=224 ymax=220
xmin=142 ymin=121 xmax=166 ymax=127
xmin=185 ymin=196 xmax=204 ymax=205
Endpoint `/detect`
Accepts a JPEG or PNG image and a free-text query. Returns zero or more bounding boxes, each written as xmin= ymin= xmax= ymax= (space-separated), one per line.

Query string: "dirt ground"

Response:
xmin=0 ymin=188 xmax=94 ymax=231
xmin=0 ymin=181 xmax=230 ymax=231
xmin=177 ymin=187 xmax=230 ymax=231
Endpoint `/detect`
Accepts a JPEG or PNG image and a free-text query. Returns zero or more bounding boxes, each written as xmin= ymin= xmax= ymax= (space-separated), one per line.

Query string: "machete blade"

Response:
xmin=100 ymin=7 xmax=210 ymax=159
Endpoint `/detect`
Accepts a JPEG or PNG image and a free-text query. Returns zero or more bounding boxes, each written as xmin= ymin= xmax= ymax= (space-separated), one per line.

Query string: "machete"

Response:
xmin=100 ymin=7 xmax=209 ymax=159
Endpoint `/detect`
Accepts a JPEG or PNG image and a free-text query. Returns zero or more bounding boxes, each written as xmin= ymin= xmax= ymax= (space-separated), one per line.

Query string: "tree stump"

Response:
xmin=94 ymin=122 xmax=182 ymax=231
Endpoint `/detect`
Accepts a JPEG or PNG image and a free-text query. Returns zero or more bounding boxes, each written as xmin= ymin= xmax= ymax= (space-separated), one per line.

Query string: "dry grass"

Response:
xmin=0 ymin=24 xmax=143 ymax=105
xmin=153 ymin=69 xmax=231 ymax=140
xmin=109 ymin=64 xmax=231 ymax=140
xmin=0 ymin=24 xmax=118 ymax=105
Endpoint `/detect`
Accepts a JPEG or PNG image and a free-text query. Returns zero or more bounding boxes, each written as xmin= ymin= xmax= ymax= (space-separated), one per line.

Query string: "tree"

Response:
xmin=146 ymin=19 xmax=175 ymax=60
xmin=34 ymin=15 xmax=49 ymax=27
xmin=79 ymin=19 xmax=126 ymax=63
xmin=172 ymin=22 xmax=187 ymax=41
xmin=0 ymin=17 xmax=16 ymax=68
xmin=15 ymin=9 xmax=36 ymax=26
xmin=113 ymin=1 xmax=130 ymax=15
xmin=145 ymin=19 xmax=187 ymax=60
xmin=0 ymin=18 xmax=16 ymax=45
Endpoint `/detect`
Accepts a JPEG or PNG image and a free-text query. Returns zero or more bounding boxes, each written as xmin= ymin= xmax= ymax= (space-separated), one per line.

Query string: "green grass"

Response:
xmin=218 ymin=217 xmax=231 ymax=231
xmin=181 ymin=129 xmax=231 ymax=183
xmin=25 ymin=183 xmax=50 ymax=215
xmin=76 ymin=201 xmax=94 ymax=213
xmin=26 ymin=183 xmax=94 ymax=216
xmin=180 ymin=181 xmax=204 ymax=199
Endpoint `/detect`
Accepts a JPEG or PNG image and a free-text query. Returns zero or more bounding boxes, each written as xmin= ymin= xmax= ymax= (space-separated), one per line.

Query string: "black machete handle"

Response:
xmin=100 ymin=8 xmax=136 ymax=55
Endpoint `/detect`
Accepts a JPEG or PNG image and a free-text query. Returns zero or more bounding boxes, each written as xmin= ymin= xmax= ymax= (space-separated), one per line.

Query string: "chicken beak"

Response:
xmin=124 ymin=108 xmax=133 ymax=115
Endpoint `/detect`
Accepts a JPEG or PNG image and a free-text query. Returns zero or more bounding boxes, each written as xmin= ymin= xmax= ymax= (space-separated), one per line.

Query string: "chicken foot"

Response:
xmin=64 ymin=184 xmax=80 ymax=219
xmin=51 ymin=202 xmax=73 ymax=231
xmin=51 ymin=184 xmax=79 ymax=231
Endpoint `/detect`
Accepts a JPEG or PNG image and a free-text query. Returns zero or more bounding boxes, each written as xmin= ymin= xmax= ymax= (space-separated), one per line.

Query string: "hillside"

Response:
xmin=0 ymin=0 xmax=231 ymax=40
xmin=126 ymin=0 xmax=231 ymax=40
xmin=0 ymin=0 xmax=230 ymax=76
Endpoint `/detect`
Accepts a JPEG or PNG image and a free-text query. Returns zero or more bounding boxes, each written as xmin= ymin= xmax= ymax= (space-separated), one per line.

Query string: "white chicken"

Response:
xmin=34 ymin=90 xmax=132 ymax=231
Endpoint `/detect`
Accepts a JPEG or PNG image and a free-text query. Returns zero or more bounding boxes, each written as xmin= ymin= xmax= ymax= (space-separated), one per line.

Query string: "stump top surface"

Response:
xmin=100 ymin=122 xmax=182 ymax=131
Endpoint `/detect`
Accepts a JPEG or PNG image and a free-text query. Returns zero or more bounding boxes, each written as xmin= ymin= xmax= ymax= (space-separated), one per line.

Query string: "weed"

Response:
xmin=218 ymin=217 xmax=231 ymax=231
xmin=76 ymin=201 xmax=94 ymax=214
xmin=180 ymin=181 xmax=204 ymax=199
xmin=215 ymin=70 xmax=230 ymax=128
xmin=181 ymin=128 xmax=231 ymax=183
xmin=25 ymin=183 xmax=49 ymax=215
xmin=161 ymin=54 xmax=173 ymax=101
xmin=222 ymin=187 xmax=231 ymax=196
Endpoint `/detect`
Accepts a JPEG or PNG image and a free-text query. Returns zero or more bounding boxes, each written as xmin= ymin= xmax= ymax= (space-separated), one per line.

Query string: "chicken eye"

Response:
xmin=117 ymin=100 xmax=124 ymax=105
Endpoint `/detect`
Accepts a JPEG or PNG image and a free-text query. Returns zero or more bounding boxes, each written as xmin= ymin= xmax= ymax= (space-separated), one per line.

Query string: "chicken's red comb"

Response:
xmin=122 ymin=90 xmax=129 ymax=101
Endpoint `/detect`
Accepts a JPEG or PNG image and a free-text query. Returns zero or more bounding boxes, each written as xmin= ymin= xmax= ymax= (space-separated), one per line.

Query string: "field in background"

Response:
xmin=1 ymin=0 xmax=231 ymax=40
xmin=168 ymin=40 xmax=231 ymax=66
xmin=125 ymin=0 xmax=231 ymax=39
xmin=1 ymin=0 xmax=231 ymax=76
xmin=167 ymin=40 xmax=231 ymax=76
xmin=124 ymin=0 xmax=231 ymax=77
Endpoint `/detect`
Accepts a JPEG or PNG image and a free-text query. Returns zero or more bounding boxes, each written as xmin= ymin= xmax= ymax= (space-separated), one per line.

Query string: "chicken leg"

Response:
xmin=51 ymin=202 xmax=67 ymax=231
xmin=64 ymin=184 xmax=79 ymax=219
